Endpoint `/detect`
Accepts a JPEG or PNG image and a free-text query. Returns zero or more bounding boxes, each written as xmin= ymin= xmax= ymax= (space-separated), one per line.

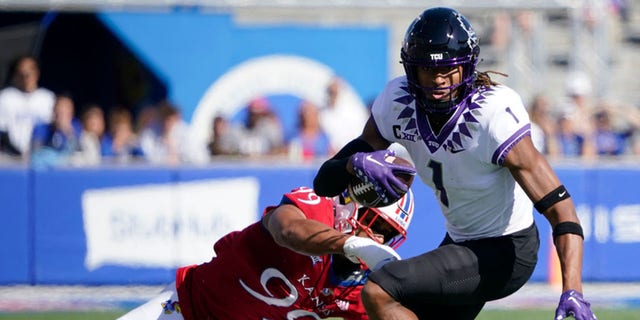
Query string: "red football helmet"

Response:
xmin=334 ymin=189 xmax=414 ymax=249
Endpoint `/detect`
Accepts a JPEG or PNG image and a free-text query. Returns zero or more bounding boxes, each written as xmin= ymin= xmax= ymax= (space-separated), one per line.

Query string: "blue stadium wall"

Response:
xmin=0 ymin=164 xmax=639 ymax=285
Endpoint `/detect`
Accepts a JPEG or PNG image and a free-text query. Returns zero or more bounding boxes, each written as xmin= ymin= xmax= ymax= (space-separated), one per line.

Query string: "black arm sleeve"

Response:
xmin=313 ymin=138 xmax=375 ymax=196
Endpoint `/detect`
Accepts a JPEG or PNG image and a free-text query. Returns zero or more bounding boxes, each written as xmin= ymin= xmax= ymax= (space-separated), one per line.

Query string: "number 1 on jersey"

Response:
xmin=506 ymin=107 xmax=520 ymax=123
xmin=427 ymin=160 xmax=449 ymax=207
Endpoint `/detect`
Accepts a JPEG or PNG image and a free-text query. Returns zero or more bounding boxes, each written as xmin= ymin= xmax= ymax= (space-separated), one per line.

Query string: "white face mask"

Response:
xmin=333 ymin=197 xmax=358 ymax=234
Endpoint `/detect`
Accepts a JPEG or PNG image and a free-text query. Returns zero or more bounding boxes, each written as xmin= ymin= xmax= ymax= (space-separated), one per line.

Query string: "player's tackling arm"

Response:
xmin=262 ymin=204 xmax=349 ymax=256
xmin=504 ymin=136 xmax=584 ymax=293
xmin=262 ymin=202 xmax=402 ymax=270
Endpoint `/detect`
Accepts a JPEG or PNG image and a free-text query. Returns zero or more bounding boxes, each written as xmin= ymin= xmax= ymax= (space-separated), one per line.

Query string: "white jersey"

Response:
xmin=371 ymin=76 xmax=533 ymax=242
xmin=319 ymin=97 xmax=369 ymax=150
xmin=0 ymin=86 xmax=55 ymax=155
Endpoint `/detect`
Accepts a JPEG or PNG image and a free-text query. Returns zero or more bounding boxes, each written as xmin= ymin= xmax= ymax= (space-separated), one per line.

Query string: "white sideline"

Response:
xmin=0 ymin=282 xmax=638 ymax=312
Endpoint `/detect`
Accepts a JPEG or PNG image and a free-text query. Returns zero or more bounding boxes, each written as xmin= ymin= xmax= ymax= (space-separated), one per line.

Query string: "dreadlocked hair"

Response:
xmin=474 ymin=70 xmax=508 ymax=89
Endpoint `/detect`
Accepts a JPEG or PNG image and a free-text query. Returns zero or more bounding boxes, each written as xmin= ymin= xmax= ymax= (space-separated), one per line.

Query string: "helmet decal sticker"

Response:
xmin=454 ymin=12 xmax=478 ymax=52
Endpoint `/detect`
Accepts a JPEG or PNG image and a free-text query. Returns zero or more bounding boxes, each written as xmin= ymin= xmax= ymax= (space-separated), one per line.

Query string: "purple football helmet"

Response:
xmin=401 ymin=7 xmax=480 ymax=113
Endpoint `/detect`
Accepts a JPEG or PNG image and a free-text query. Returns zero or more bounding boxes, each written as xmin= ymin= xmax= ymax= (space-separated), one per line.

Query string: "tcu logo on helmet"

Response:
xmin=430 ymin=53 xmax=443 ymax=60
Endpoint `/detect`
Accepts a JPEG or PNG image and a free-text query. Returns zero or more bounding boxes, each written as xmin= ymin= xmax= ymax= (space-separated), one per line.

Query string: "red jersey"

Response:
xmin=176 ymin=187 xmax=369 ymax=320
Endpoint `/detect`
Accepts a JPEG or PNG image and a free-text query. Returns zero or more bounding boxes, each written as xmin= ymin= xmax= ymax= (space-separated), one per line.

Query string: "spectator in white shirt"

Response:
xmin=319 ymin=77 xmax=369 ymax=151
xmin=0 ymin=55 xmax=56 ymax=158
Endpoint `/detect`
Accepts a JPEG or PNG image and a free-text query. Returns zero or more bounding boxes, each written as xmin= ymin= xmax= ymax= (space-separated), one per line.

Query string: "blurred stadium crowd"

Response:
xmin=1 ymin=0 xmax=640 ymax=167
xmin=0 ymin=56 xmax=367 ymax=166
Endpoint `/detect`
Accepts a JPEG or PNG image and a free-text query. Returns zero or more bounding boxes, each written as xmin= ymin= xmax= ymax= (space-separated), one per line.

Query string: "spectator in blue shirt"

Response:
xmin=287 ymin=99 xmax=334 ymax=161
xmin=593 ymin=107 xmax=639 ymax=156
xmin=30 ymin=92 xmax=81 ymax=167
xmin=556 ymin=114 xmax=587 ymax=157
xmin=101 ymin=107 xmax=145 ymax=163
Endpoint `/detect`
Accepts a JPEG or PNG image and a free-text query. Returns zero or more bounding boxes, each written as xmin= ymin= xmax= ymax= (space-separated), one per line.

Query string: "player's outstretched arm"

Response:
xmin=263 ymin=204 xmax=349 ymax=255
xmin=504 ymin=136 xmax=596 ymax=320
xmin=262 ymin=204 xmax=400 ymax=270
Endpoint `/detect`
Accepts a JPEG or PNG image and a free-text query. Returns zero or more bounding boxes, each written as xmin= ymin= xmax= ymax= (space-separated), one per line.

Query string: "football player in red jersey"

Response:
xmin=118 ymin=186 xmax=414 ymax=320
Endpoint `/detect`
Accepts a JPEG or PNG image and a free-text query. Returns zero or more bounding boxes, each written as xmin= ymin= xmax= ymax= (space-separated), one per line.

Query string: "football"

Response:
xmin=347 ymin=155 xmax=415 ymax=207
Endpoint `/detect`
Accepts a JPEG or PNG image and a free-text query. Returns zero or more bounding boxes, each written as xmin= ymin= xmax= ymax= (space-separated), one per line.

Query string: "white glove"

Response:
xmin=343 ymin=236 xmax=401 ymax=271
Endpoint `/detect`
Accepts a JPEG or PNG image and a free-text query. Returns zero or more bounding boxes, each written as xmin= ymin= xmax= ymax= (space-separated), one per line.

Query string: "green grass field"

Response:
xmin=0 ymin=308 xmax=638 ymax=319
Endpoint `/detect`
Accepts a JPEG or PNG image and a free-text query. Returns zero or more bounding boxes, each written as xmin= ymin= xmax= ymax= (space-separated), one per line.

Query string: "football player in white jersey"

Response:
xmin=312 ymin=7 xmax=596 ymax=320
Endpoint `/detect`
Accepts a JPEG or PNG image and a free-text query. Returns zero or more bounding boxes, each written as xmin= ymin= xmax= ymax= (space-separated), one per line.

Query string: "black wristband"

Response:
xmin=534 ymin=185 xmax=570 ymax=213
xmin=313 ymin=139 xmax=375 ymax=196
xmin=553 ymin=221 xmax=584 ymax=240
